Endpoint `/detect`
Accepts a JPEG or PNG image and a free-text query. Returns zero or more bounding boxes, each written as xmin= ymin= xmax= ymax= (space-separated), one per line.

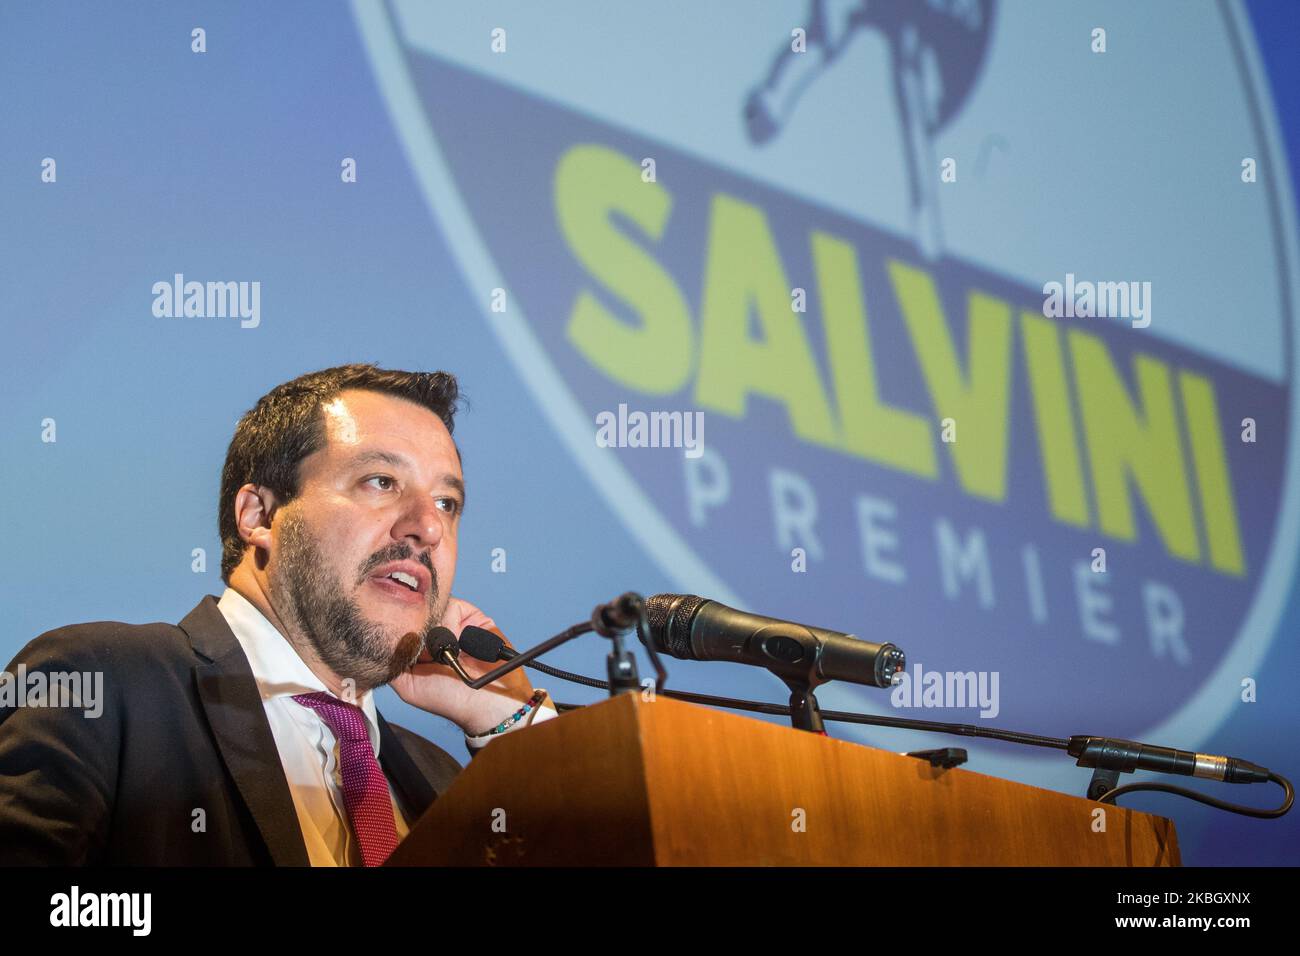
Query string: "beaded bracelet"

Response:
xmin=466 ymin=689 xmax=549 ymax=739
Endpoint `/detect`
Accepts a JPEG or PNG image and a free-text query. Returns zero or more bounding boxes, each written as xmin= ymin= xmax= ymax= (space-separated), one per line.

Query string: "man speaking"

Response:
xmin=0 ymin=364 xmax=554 ymax=865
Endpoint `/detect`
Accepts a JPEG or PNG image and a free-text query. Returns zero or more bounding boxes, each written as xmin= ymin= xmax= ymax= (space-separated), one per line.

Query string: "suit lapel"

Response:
xmin=180 ymin=596 xmax=311 ymax=867
xmin=377 ymin=712 xmax=437 ymax=821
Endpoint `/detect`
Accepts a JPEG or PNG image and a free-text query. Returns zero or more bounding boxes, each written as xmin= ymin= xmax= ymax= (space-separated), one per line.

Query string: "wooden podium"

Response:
xmin=388 ymin=693 xmax=1179 ymax=866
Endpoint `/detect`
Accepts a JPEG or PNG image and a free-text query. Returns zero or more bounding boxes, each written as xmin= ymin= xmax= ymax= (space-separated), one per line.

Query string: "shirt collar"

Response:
xmin=217 ymin=586 xmax=383 ymax=755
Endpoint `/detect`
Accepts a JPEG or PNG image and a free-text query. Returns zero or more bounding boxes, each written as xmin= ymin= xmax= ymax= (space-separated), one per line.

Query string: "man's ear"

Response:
xmin=234 ymin=484 xmax=281 ymax=552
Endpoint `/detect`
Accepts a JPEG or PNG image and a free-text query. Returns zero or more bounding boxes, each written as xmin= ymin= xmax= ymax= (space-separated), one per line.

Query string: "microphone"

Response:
xmin=423 ymin=626 xmax=474 ymax=682
xmin=459 ymin=625 xmax=515 ymax=663
xmin=638 ymin=593 xmax=904 ymax=689
xmin=1068 ymin=736 xmax=1273 ymax=784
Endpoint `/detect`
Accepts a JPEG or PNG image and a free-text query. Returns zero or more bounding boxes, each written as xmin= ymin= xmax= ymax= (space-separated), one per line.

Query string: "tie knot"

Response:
xmin=292 ymin=692 xmax=370 ymax=745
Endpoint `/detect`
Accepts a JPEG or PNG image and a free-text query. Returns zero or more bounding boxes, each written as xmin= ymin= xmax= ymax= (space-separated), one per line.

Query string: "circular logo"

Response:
xmin=356 ymin=0 xmax=1300 ymax=786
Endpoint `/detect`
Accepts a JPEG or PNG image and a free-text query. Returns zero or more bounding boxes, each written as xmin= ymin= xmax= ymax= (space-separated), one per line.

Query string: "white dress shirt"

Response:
xmin=216 ymin=586 xmax=556 ymax=866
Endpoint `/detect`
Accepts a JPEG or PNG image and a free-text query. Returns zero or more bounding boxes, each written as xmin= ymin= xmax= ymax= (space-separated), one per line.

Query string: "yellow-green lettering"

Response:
xmin=695 ymin=194 xmax=839 ymax=449
xmin=888 ymin=260 xmax=1012 ymax=501
xmin=1070 ymin=332 xmax=1201 ymax=563
xmin=1180 ymin=372 xmax=1245 ymax=575
xmin=812 ymin=233 xmax=936 ymax=477
xmin=555 ymin=144 xmax=692 ymax=394
xmin=1021 ymin=312 xmax=1090 ymax=527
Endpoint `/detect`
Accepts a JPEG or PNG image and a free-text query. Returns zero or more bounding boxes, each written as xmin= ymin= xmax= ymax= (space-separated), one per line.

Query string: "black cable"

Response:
xmin=531 ymin=661 xmax=1291 ymax=818
xmin=1097 ymin=772 xmax=1294 ymax=819
xmin=526 ymin=659 xmax=609 ymax=691
xmin=529 ymin=660 xmax=1070 ymax=749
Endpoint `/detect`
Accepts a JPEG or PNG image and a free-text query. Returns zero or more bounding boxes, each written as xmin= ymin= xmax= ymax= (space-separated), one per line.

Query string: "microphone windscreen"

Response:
xmin=424 ymin=626 xmax=459 ymax=659
xmin=642 ymin=593 xmax=707 ymax=657
xmin=459 ymin=625 xmax=507 ymax=662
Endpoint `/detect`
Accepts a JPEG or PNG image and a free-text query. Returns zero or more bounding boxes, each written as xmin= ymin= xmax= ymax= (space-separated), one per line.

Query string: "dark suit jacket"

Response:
xmin=0 ymin=595 xmax=464 ymax=865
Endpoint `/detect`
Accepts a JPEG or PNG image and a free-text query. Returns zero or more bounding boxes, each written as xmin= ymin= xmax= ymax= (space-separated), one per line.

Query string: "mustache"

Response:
xmin=359 ymin=545 xmax=438 ymax=596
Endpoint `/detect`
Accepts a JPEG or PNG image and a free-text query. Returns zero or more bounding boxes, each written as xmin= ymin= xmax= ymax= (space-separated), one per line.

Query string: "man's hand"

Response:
xmin=390 ymin=597 xmax=537 ymax=736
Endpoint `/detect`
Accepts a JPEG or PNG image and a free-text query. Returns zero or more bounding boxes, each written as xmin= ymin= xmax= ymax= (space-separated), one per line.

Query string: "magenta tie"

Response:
xmin=292 ymin=692 xmax=400 ymax=867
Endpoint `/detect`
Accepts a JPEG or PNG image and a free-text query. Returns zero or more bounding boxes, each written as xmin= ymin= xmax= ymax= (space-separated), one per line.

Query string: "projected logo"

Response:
xmin=357 ymin=0 xmax=1299 ymax=753
xmin=744 ymin=0 xmax=994 ymax=261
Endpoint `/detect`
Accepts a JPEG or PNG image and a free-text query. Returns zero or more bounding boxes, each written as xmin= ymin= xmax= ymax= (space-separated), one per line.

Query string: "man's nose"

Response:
xmin=392 ymin=493 xmax=445 ymax=549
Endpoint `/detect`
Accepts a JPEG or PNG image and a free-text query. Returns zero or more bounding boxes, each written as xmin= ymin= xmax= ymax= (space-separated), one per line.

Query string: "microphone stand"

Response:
xmin=783 ymin=680 xmax=825 ymax=734
xmin=590 ymin=593 xmax=646 ymax=697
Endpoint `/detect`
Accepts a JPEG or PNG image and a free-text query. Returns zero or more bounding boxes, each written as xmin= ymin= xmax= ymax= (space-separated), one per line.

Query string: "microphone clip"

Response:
xmin=590 ymin=592 xmax=648 ymax=698
xmin=590 ymin=592 xmax=645 ymax=638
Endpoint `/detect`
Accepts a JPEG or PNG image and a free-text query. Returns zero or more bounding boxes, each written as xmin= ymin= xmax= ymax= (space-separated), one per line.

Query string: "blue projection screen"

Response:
xmin=2 ymin=0 xmax=1297 ymax=871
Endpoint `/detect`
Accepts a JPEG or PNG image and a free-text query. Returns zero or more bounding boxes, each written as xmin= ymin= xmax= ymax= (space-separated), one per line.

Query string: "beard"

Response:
xmin=268 ymin=507 xmax=445 ymax=693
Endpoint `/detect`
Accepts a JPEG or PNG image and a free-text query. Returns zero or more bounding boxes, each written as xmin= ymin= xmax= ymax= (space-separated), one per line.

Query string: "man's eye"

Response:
xmin=366 ymin=475 xmax=396 ymax=491
xmin=436 ymin=497 xmax=461 ymax=515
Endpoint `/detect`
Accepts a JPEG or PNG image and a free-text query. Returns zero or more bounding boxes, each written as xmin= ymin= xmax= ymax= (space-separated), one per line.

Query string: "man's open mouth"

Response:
xmin=379 ymin=570 xmax=419 ymax=591
xmin=369 ymin=576 xmax=425 ymax=604
xmin=368 ymin=564 xmax=429 ymax=604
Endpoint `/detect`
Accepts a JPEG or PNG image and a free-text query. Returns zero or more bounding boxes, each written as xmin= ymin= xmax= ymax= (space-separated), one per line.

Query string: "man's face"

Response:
xmin=264 ymin=389 xmax=464 ymax=691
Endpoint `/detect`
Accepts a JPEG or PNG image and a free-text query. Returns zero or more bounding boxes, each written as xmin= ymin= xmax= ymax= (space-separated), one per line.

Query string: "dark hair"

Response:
xmin=218 ymin=364 xmax=462 ymax=583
